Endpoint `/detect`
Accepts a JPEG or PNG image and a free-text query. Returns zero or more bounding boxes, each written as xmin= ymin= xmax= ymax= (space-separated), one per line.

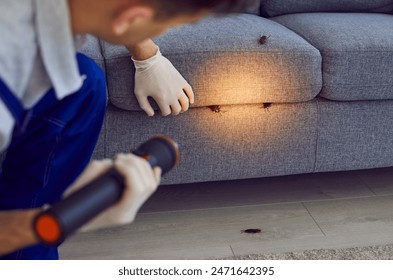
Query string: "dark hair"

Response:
xmin=144 ymin=0 xmax=259 ymax=19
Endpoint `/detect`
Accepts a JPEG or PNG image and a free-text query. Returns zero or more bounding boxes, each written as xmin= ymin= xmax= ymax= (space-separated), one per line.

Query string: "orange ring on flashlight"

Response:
xmin=34 ymin=214 xmax=62 ymax=244
xmin=153 ymin=135 xmax=181 ymax=168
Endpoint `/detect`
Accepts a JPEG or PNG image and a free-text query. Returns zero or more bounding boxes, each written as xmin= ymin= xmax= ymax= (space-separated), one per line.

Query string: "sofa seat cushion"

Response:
xmin=100 ymin=14 xmax=322 ymax=112
xmin=273 ymin=13 xmax=393 ymax=101
xmin=261 ymin=0 xmax=393 ymax=17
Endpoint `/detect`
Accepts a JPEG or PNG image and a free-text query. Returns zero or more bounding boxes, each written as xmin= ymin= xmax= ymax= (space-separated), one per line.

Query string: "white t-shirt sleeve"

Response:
xmin=0 ymin=99 xmax=15 ymax=153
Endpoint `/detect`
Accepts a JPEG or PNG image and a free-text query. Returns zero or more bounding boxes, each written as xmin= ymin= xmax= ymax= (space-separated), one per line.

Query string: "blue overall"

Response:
xmin=0 ymin=54 xmax=107 ymax=260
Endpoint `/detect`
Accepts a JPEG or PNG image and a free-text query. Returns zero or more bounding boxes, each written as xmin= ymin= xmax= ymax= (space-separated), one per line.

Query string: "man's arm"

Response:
xmin=126 ymin=38 xmax=158 ymax=60
xmin=0 ymin=209 xmax=39 ymax=256
xmin=126 ymin=39 xmax=195 ymax=117
xmin=0 ymin=156 xmax=161 ymax=257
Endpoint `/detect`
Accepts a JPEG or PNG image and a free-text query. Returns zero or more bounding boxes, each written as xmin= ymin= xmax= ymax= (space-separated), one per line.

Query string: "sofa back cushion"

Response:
xmin=273 ymin=13 xmax=393 ymax=101
xmin=244 ymin=0 xmax=261 ymax=15
xmin=261 ymin=0 xmax=393 ymax=17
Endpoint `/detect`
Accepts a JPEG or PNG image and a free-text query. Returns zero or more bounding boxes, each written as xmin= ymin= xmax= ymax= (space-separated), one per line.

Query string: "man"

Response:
xmin=0 ymin=0 xmax=256 ymax=259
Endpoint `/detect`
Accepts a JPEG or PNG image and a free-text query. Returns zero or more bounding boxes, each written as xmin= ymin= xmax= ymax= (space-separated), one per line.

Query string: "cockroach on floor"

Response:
xmin=241 ymin=228 xmax=262 ymax=234
xmin=259 ymin=35 xmax=271 ymax=45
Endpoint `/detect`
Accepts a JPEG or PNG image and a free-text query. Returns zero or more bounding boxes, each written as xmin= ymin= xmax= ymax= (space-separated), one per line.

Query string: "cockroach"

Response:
xmin=209 ymin=105 xmax=222 ymax=113
xmin=259 ymin=35 xmax=271 ymax=45
xmin=241 ymin=228 xmax=262 ymax=234
xmin=208 ymin=105 xmax=227 ymax=115
xmin=262 ymin=103 xmax=272 ymax=111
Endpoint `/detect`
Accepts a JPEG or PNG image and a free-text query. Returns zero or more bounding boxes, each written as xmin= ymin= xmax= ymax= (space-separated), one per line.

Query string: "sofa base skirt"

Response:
xmin=95 ymin=101 xmax=318 ymax=185
xmin=93 ymin=98 xmax=393 ymax=185
xmin=315 ymin=98 xmax=393 ymax=172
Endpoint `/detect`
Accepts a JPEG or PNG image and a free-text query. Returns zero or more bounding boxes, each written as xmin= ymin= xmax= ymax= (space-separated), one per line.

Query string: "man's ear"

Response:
xmin=112 ymin=6 xmax=154 ymax=35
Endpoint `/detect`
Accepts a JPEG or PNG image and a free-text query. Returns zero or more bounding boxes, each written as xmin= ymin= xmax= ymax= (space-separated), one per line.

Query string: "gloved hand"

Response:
xmin=64 ymin=155 xmax=161 ymax=232
xmin=132 ymin=48 xmax=194 ymax=117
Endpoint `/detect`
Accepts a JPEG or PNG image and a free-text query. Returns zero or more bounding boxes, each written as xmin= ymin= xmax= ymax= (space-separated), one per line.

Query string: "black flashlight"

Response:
xmin=33 ymin=135 xmax=179 ymax=246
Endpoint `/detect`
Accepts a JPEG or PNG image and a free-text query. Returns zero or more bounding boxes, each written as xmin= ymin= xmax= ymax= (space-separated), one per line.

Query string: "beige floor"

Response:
xmin=59 ymin=167 xmax=393 ymax=260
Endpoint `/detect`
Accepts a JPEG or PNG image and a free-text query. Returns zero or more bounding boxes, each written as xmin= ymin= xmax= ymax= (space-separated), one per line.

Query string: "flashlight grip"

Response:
xmin=33 ymin=136 xmax=179 ymax=246
xmin=33 ymin=168 xmax=124 ymax=246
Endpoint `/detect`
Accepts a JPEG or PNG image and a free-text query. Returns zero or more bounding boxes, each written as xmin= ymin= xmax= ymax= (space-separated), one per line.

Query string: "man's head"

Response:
xmin=143 ymin=0 xmax=257 ymax=19
xmin=68 ymin=0 xmax=258 ymax=46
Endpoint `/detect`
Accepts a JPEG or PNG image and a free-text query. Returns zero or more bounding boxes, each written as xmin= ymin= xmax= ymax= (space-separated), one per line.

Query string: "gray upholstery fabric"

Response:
xmin=261 ymin=0 xmax=393 ymax=17
xmin=98 ymin=102 xmax=318 ymax=184
xmin=5 ymin=96 xmax=393 ymax=186
xmin=273 ymin=13 xmax=393 ymax=101
xmin=315 ymin=98 xmax=393 ymax=172
xmin=78 ymin=35 xmax=105 ymax=72
xmin=100 ymin=14 xmax=322 ymax=111
xmin=244 ymin=0 xmax=261 ymax=15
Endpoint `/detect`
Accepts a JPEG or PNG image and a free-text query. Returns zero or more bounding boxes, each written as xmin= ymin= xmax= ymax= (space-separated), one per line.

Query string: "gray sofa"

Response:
xmin=80 ymin=0 xmax=393 ymax=185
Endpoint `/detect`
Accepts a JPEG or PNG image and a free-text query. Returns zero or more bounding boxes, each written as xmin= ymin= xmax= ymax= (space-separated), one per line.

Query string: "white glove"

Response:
xmin=132 ymin=48 xmax=194 ymax=117
xmin=64 ymin=155 xmax=161 ymax=232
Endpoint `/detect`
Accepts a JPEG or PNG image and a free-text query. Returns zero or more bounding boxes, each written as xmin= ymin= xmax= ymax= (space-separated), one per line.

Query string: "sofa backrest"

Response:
xmin=261 ymin=0 xmax=393 ymax=17
xmin=244 ymin=0 xmax=262 ymax=15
